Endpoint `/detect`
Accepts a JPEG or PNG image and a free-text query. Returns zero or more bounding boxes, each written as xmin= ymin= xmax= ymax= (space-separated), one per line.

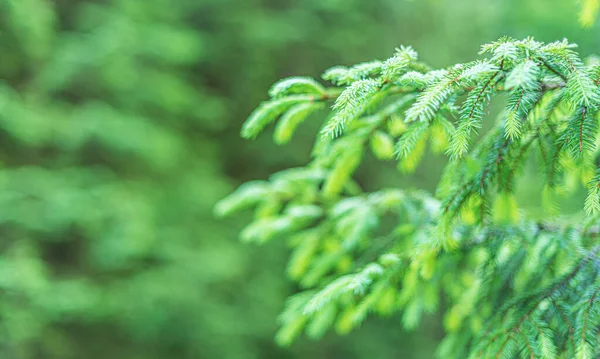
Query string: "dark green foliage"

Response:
xmin=220 ymin=37 xmax=600 ymax=358
xmin=0 ymin=1 xmax=240 ymax=357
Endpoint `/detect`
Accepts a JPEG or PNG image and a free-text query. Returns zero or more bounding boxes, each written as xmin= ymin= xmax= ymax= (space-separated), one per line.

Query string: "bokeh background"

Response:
xmin=0 ymin=0 xmax=598 ymax=358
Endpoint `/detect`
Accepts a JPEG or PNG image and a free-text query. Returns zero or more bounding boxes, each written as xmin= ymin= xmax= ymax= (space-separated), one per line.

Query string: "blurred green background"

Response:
xmin=0 ymin=0 xmax=597 ymax=358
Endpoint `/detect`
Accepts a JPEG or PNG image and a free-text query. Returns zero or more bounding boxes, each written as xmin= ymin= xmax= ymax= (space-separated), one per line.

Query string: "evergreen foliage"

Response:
xmin=0 ymin=1 xmax=239 ymax=357
xmin=219 ymin=37 xmax=600 ymax=358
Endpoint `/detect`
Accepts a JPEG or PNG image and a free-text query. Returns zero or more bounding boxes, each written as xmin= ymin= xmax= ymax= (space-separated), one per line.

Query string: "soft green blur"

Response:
xmin=0 ymin=0 xmax=597 ymax=358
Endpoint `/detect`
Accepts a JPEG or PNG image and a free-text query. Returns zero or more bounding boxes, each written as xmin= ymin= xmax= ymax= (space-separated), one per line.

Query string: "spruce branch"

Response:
xmin=225 ymin=37 xmax=600 ymax=358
